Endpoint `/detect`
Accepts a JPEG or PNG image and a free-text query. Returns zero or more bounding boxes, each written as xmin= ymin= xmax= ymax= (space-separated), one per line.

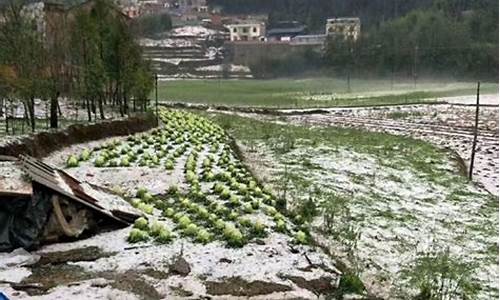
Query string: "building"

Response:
xmin=122 ymin=5 xmax=140 ymax=18
xmin=266 ymin=21 xmax=305 ymax=42
xmin=226 ymin=22 xmax=265 ymax=42
xmin=326 ymin=17 xmax=361 ymax=40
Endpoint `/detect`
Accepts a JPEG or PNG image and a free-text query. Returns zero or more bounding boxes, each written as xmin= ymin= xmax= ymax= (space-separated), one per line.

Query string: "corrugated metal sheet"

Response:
xmin=19 ymin=155 xmax=140 ymax=224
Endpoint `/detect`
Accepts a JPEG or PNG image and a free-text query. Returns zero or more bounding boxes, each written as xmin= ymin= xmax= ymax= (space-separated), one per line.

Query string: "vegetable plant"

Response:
xmin=134 ymin=217 xmax=149 ymax=230
xmin=128 ymin=228 xmax=149 ymax=243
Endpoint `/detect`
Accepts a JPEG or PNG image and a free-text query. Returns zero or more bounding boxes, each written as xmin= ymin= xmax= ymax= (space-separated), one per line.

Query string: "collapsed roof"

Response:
xmin=0 ymin=155 xmax=141 ymax=252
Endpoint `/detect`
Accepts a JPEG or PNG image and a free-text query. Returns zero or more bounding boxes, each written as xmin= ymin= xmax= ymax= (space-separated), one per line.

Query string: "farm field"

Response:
xmin=0 ymin=109 xmax=347 ymax=299
xmin=201 ymin=112 xmax=499 ymax=299
xmin=1 ymin=105 xmax=497 ymax=299
xmin=156 ymin=78 xmax=498 ymax=108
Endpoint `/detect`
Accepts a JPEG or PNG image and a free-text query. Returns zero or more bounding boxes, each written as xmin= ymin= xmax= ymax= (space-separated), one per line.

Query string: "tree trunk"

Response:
xmin=50 ymin=92 xmax=59 ymax=128
xmin=98 ymin=95 xmax=105 ymax=120
xmin=86 ymin=98 xmax=92 ymax=122
xmin=26 ymin=97 xmax=35 ymax=132
xmin=123 ymin=93 xmax=128 ymax=116
xmin=57 ymin=99 xmax=62 ymax=116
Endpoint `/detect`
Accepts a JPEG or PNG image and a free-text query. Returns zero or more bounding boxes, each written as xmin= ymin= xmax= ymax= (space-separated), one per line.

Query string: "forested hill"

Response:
xmin=208 ymin=0 xmax=498 ymax=34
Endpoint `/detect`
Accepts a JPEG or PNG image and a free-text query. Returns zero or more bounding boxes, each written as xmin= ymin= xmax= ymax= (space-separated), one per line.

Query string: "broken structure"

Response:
xmin=0 ymin=155 xmax=140 ymax=252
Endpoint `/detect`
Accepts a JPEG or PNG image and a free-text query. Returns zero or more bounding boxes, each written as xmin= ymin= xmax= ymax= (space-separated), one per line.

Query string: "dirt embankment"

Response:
xmin=0 ymin=114 xmax=157 ymax=158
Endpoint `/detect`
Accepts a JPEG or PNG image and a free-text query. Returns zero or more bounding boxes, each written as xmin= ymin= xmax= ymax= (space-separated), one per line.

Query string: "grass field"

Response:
xmin=156 ymin=78 xmax=498 ymax=108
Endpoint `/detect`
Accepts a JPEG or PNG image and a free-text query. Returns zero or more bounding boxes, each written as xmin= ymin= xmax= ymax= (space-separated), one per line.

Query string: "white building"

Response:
xmin=326 ymin=17 xmax=361 ymax=41
xmin=225 ymin=23 xmax=266 ymax=42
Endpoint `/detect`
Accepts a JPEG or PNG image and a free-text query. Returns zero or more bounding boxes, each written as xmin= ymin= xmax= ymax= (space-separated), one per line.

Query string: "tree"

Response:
xmin=0 ymin=1 xmax=46 ymax=131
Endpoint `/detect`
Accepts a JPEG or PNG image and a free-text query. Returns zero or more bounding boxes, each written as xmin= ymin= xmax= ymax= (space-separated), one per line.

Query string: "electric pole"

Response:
xmin=155 ymin=73 xmax=159 ymax=124
xmin=469 ymin=82 xmax=480 ymax=179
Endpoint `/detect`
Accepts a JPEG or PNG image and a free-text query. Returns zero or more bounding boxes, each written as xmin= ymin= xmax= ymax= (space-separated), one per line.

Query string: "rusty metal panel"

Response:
xmin=18 ymin=155 xmax=140 ymax=224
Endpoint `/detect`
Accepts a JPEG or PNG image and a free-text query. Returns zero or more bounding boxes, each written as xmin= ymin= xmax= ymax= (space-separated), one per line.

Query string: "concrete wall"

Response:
xmin=226 ymin=41 xmax=320 ymax=66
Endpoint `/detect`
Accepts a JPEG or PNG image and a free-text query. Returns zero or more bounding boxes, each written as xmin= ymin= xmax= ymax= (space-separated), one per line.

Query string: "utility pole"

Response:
xmin=347 ymin=42 xmax=353 ymax=93
xmin=155 ymin=73 xmax=159 ymax=124
xmin=469 ymin=82 xmax=480 ymax=180
xmin=413 ymin=45 xmax=418 ymax=89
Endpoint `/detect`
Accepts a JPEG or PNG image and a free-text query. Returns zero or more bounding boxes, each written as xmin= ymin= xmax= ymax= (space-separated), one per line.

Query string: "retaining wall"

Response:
xmin=0 ymin=113 xmax=157 ymax=158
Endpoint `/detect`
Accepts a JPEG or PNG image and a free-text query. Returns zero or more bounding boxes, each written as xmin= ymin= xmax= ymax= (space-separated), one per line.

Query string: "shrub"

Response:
xmin=167 ymin=185 xmax=179 ymax=196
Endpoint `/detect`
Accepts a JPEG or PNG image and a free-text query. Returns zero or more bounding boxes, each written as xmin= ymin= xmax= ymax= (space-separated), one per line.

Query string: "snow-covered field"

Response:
xmin=0 ymin=110 xmax=342 ymax=299
xmin=195 ymin=64 xmax=251 ymax=73
xmin=280 ymin=101 xmax=499 ymax=196
xmin=239 ymin=139 xmax=498 ymax=300
xmin=294 ymin=83 xmax=495 ymax=102
xmin=169 ymin=26 xmax=220 ymax=39
xmin=138 ymin=38 xmax=199 ymax=48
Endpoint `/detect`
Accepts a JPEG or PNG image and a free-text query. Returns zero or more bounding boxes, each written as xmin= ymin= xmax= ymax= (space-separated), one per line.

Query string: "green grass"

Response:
xmin=156 ymin=78 xmax=498 ymax=108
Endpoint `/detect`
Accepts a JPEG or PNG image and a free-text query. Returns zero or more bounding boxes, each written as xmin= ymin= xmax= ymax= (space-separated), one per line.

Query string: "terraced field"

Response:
xmin=66 ymin=110 xmax=308 ymax=248
xmin=1 ymin=109 xmax=346 ymax=299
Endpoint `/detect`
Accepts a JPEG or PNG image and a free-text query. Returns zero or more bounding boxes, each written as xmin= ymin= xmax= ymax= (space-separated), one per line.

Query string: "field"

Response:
xmin=201 ymin=112 xmax=499 ymax=299
xmin=156 ymin=78 xmax=498 ymax=108
xmin=1 ymin=109 xmax=345 ymax=299
xmin=1 ymin=102 xmax=497 ymax=299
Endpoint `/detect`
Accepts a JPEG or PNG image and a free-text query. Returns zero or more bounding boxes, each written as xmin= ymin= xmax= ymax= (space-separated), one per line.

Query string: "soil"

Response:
xmin=205 ymin=277 xmax=293 ymax=296
xmin=0 ymin=114 xmax=157 ymax=158
xmin=34 ymin=246 xmax=116 ymax=266
xmin=279 ymin=275 xmax=337 ymax=296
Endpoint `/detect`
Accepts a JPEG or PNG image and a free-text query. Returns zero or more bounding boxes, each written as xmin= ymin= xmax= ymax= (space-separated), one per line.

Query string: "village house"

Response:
xmin=326 ymin=17 xmax=361 ymax=40
xmin=226 ymin=22 xmax=265 ymax=42
xmin=266 ymin=21 xmax=305 ymax=42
